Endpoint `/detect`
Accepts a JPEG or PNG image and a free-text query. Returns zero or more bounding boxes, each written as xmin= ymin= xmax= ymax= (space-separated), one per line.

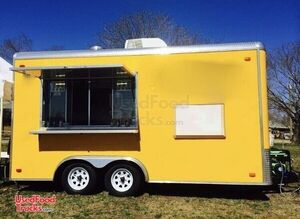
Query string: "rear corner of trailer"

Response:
xmin=242 ymin=43 xmax=271 ymax=186
xmin=213 ymin=43 xmax=271 ymax=186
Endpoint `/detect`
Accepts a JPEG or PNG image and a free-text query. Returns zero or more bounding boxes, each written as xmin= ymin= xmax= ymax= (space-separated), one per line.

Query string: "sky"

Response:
xmin=0 ymin=0 xmax=299 ymax=51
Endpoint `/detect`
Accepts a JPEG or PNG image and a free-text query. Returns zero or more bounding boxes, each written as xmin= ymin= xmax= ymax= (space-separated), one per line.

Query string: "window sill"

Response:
xmin=30 ymin=128 xmax=139 ymax=135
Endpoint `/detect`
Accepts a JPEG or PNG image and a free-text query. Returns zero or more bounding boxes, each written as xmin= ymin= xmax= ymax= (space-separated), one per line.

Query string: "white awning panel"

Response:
xmin=10 ymin=64 xmax=135 ymax=77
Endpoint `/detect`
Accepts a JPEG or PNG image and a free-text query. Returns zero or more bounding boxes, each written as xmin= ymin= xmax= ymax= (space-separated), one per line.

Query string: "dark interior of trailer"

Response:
xmin=41 ymin=67 xmax=136 ymax=129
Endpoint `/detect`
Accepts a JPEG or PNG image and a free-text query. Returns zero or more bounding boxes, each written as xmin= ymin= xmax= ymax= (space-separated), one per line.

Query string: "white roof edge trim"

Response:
xmin=14 ymin=42 xmax=265 ymax=60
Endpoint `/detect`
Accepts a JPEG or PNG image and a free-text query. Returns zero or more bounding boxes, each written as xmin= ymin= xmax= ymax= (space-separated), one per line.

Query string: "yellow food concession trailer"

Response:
xmin=8 ymin=38 xmax=271 ymax=196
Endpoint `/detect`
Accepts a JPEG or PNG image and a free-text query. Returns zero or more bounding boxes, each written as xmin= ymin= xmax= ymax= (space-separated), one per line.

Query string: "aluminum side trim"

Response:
xmin=10 ymin=178 xmax=52 ymax=181
xmin=148 ymin=180 xmax=272 ymax=186
xmin=256 ymin=50 xmax=271 ymax=184
xmin=256 ymin=49 xmax=265 ymax=183
xmin=30 ymin=129 xmax=139 ymax=134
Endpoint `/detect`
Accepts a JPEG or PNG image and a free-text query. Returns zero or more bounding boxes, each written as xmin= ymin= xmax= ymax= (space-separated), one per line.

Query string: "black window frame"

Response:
xmin=41 ymin=67 xmax=137 ymax=130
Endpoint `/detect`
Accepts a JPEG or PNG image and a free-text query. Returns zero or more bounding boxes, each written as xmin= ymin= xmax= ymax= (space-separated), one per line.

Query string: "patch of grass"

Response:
xmin=0 ymin=145 xmax=299 ymax=218
xmin=0 ymin=185 xmax=299 ymax=218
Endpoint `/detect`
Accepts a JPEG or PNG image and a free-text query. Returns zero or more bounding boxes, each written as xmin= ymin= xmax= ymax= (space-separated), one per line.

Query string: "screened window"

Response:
xmin=41 ymin=68 xmax=136 ymax=129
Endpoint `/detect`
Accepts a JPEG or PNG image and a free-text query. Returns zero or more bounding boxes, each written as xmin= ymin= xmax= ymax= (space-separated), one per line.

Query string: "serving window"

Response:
xmin=41 ymin=67 xmax=137 ymax=130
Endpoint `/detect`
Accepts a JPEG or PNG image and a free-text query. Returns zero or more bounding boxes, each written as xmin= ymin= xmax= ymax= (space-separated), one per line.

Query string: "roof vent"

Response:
xmin=125 ymin=38 xmax=167 ymax=49
xmin=90 ymin=45 xmax=102 ymax=51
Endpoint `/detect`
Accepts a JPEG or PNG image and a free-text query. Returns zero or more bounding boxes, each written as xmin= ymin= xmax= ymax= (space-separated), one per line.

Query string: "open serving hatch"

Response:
xmin=11 ymin=64 xmax=138 ymax=134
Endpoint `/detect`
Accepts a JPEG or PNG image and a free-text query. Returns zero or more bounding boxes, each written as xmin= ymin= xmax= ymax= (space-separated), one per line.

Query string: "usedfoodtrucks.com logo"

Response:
xmin=15 ymin=195 xmax=56 ymax=212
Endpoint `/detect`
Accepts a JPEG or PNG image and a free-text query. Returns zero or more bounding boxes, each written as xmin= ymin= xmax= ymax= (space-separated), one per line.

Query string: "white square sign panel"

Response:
xmin=175 ymin=104 xmax=225 ymax=138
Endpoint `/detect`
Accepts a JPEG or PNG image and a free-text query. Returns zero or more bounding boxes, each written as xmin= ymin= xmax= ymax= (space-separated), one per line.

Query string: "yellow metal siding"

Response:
xmin=11 ymin=50 xmax=267 ymax=183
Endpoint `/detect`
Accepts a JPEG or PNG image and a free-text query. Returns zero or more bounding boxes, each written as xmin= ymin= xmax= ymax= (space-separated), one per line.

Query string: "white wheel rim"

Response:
xmin=67 ymin=167 xmax=90 ymax=191
xmin=111 ymin=168 xmax=134 ymax=192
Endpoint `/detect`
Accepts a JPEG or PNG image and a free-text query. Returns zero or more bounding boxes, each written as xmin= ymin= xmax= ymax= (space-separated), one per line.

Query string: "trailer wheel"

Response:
xmin=61 ymin=163 xmax=97 ymax=194
xmin=104 ymin=164 xmax=142 ymax=196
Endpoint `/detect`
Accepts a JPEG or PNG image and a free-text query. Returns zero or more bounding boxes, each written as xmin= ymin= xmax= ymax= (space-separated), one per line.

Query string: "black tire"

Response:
xmin=61 ymin=163 xmax=97 ymax=195
xmin=104 ymin=164 xmax=143 ymax=196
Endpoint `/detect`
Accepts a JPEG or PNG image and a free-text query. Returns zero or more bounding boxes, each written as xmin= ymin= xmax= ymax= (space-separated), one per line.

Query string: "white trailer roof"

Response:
xmin=13 ymin=42 xmax=264 ymax=60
